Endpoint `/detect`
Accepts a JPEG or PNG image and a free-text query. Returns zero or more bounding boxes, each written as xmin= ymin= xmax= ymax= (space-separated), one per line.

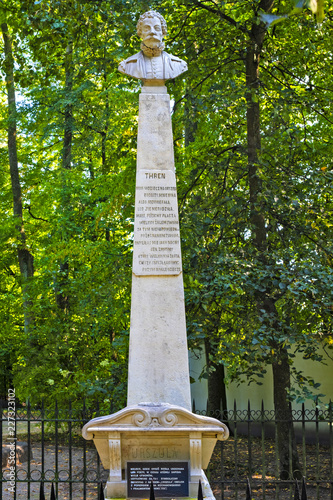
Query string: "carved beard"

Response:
xmin=140 ymin=41 xmax=165 ymax=57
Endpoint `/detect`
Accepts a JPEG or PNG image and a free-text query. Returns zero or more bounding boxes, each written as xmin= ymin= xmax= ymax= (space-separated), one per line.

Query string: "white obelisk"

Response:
xmin=127 ymin=84 xmax=191 ymax=410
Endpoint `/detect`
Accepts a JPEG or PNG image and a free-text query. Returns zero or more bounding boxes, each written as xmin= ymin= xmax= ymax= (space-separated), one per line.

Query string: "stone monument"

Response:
xmin=82 ymin=11 xmax=228 ymax=499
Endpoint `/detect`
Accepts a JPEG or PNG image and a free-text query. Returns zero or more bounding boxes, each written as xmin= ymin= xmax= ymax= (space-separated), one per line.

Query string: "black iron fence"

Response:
xmin=205 ymin=401 xmax=333 ymax=499
xmin=1 ymin=399 xmax=332 ymax=499
xmin=1 ymin=400 xmax=107 ymax=500
xmin=35 ymin=478 xmax=312 ymax=500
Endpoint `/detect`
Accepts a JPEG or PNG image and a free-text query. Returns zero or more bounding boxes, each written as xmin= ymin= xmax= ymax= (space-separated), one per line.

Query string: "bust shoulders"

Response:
xmin=122 ymin=52 xmax=142 ymax=63
xmin=118 ymin=50 xmax=187 ymax=80
xmin=164 ymin=52 xmax=183 ymax=62
xmin=163 ymin=52 xmax=188 ymax=78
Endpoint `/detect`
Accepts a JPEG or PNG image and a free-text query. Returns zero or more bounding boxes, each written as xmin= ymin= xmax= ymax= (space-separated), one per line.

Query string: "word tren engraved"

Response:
xmin=133 ymin=170 xmax=182 ymax=276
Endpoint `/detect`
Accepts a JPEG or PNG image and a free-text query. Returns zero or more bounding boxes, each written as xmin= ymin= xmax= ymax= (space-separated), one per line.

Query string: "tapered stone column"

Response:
xmin=127 ymin=85 xmax=191 ymax=410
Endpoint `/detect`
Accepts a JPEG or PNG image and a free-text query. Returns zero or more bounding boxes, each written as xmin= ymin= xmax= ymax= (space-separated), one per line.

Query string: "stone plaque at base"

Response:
xmin=127 ymin=461 xmax=189 ymax=498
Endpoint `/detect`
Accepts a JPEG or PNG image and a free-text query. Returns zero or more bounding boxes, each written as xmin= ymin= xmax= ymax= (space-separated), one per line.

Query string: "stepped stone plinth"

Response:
xmin=82 ymin=403 xmax=228 ymax=498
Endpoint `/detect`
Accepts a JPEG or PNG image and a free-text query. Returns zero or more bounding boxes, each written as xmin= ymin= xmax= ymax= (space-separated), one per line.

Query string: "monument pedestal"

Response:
xmin=82 ymin=64 xmax=229 ymax=498
xmin=82 ymin=403 xmax=228 ymax=499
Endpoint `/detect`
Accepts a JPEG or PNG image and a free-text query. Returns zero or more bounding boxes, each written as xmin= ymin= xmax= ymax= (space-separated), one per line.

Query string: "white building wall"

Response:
xmin=189 ymin=346 xmax=333 ymax=442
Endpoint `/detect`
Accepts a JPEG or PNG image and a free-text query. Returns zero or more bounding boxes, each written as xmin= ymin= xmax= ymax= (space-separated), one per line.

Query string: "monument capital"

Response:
xmin=118 ymin=10 xmax=187 ymax=83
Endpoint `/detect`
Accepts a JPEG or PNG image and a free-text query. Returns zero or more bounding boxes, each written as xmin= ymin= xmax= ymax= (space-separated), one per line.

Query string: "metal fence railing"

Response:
xmin=1 ymin=400 xmax=107 ymax=500
xmin=1 ymin=399 xmax=332 ymax=499
xmin=204 ymin=400 xmax=333 ymax=500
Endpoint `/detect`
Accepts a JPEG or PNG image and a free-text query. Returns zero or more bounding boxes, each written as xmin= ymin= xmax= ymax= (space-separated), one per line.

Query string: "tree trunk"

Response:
xmin=184 ymin=90 xmax=198 ymax=147
xmin=55 ymin=41 xmax=74 ymax=312
xmin=62 ymin=42 xmax=73 ymax=172
xmin=1 ymin=22 xmax=34 ymax=330
xmin=245 ymin=18 xmax=266 ymax=252
xmin=245 ymin=2 xmax=301 ymax=478
xmin=204 ymin=337 xmax=227 ymax=418
xmin=102 ymin=55 xmax=110 ymax=241
xmin=272 ymin=347 xmax=302 ymax=479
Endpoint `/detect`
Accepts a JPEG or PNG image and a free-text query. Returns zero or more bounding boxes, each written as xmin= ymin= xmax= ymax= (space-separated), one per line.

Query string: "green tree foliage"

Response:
xmin=174 ymin=0 xmax=333 ymax=396
xmin=169 ymin=0 xmax=333 ymax=475
xmin=0 ymin=0 xmax=147 ymax=410
xmin=0 ymin=0 xmax=332 ymax=465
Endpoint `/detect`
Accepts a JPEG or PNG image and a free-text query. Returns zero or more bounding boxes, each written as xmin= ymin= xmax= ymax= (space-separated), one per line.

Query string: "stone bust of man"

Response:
xmin=118 ymin=11 xmax=187 ymax=83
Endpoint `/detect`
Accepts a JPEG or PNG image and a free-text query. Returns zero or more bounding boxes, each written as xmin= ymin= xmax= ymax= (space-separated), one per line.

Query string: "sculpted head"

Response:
xmin=118 ymin=10 xmax=187 ymax=81
xmin=137 ymin=11 xmax=167 ymax=49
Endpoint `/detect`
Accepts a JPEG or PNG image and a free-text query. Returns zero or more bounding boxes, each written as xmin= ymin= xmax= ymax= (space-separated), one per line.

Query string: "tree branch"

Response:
xmin=24 ymin=205 xmax=49 ymax=223
xmin=188 ymin=0 xmax=250 ymax=35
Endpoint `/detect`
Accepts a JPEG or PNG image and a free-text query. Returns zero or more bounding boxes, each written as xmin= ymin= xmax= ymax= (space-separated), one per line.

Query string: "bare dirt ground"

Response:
xmin=1 ymin=437 xmax=332 ymax=499
xmin=2 ymin=443 xmax=107 ymax=500
xmin=209 ymin=437 xmax=332 ymax=500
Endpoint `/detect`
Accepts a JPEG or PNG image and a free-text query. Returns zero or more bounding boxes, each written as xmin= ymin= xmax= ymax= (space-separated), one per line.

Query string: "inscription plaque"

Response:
xmin=127 ymin=461 xmax=189 ymax=498
xmin=133 ymin=170 xmax=182 ymax=276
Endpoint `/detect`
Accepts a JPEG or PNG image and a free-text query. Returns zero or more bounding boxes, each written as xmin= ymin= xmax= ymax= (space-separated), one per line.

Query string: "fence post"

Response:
xmin=197 ymin=480 xmax=203 ymax=500
xmin=275 ymin=406 xmax=280 ymax=497
xmin=261 ymin=400 xmax=266 ymax=500
xmin=329 ymin=400 xmax=333 ymax=500
xmin=50 ymin=483 xmax=56 ymax=500
xmin=39 ymin=482 xmax=45 ymax=500
xmin=0 ymin=398 xmax=2 ymax=500
xmin=315 ymin=400 xmax=320 ymax=498
xmin=301 ymin=403 xmax=306 ymax=477
xmin=246 ymin=477 xmax=252 ymax=500
xmin=98 ymin=482 xmax=105 ymax=500
xmin=27 ymin=399 xmax=31 ymax=499
xmin=247 ymin=400 xmax=252 ymax=479
xmin=294 ymin=479 xmax=300 ymax=500
xmin=41 ymin=401 xmax=45 ymax=491
xmin=233 ymin=399 xmax=239 ymax=495
xmin=301 ymin=477 xmax=308 ymax=500
xmin=68 ymin=400 xmax=72 ymax=500
xmin=83 ymin=399 xmax=87 ymax=500
xmin=55 ymin=400 xmax=59 ymax=499
xmin=149 ymin=480 xmax=155 ymax=500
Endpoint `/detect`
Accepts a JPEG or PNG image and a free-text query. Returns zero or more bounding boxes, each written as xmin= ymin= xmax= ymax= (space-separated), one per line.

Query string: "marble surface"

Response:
xmin=118 ymin=11 xmax=187 ymax=82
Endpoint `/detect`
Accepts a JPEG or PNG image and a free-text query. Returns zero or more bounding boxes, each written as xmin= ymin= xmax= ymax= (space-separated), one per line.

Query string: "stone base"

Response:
xmin=82 ymin=404 xmax=228 ymax=500
xmin=104 ymin=469 xmax=215 ymax=500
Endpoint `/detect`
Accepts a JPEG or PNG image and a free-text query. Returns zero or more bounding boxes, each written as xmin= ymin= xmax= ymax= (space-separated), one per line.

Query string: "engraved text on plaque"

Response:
xmin=133 ymin=170 xmax=182 ymax=276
